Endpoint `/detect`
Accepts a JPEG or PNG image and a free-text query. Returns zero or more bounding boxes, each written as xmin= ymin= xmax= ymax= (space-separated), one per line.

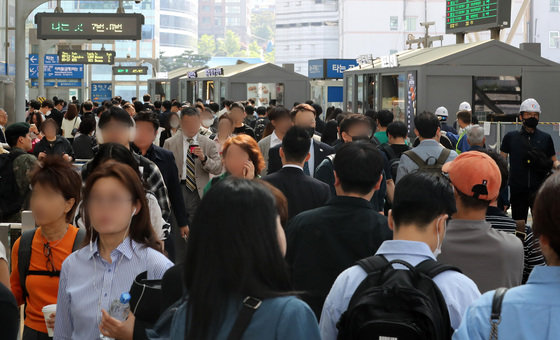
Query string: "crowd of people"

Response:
xmin=0 ymin=93 xmax=558 ymax=340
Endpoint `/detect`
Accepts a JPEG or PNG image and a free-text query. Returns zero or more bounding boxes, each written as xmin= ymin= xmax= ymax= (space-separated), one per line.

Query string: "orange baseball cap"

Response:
xmin=442 ymin=152 xmax=501 ymax=201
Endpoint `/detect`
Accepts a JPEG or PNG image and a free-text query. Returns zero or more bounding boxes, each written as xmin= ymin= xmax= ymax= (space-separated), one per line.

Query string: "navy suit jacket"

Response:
xmin=263 ymin=166 xmax=331 ymax=220
xmin=267 ymin=140 xmax=334 ymax=175
xmin=132 ymin=144 xmax=189 ymax=227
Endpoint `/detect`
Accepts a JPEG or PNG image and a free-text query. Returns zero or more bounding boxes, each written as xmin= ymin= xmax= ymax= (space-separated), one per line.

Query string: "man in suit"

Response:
xmin=132 ymin=111 xmax=189 ymax=261
xmin=264 ymin=126 xmax=331 ymax=221
xmin=258 ymin=106 xmax=292 ymax=175
xmin=0 ymin=108 xmax=9 ymax=149
xmin=286 ymin=141 xmax=391 ymax=318
xmin=267 ymin=103 xmax=334 ymax=175
xmin=163 ymin=107 xmax=222 ymax=233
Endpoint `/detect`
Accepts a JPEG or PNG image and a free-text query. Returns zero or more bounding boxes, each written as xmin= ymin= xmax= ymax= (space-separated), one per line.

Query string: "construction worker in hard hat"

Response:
xmin=500 ymin=98 xmax=560 ymax=222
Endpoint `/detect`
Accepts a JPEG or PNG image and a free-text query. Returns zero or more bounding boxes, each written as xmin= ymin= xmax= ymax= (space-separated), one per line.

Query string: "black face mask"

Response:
xmin=304 ymin=127 xmax=315 ymax=139
xmin=523 ymin=117 xmax=539 ymax=129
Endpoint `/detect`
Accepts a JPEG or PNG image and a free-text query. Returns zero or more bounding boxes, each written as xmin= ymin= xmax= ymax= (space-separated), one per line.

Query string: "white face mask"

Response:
xmin=433 ymin=216 xmax=446 ymax=258
xmin=202 ymin=118 xmax=214 ymax=128
xmin=45 ymin=110 xmax=51 ymax=116
xmin=169 ymin=119 xmax=180 ymax=129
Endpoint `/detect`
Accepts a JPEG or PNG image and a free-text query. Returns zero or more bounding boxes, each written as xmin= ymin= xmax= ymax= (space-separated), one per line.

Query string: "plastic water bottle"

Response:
xmin=100 ymin=292 xmax=131 ymax=340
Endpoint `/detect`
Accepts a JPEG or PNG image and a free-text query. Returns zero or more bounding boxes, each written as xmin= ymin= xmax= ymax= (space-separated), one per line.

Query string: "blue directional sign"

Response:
xmin=29 ymin=54 xmax=84 ymax=79
xmin=91 ymin=83 xmax=113 ymax=102
xmin=308 ymin=59 xmax=324 ymax=79
xmin=31 ymin=81 xmax=82 ymax=87
xmin=325 ymin=59 xmax=358 ymax=79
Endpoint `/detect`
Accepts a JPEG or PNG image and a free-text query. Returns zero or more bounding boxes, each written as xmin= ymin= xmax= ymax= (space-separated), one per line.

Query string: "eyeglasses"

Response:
xmin=43 ymin=243 xmax=56 ymax=273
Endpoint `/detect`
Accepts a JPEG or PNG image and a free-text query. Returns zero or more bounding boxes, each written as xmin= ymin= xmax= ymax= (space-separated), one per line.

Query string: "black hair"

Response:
xmin=339 ymin=114 xmax=371 ymax=135
xmin=221 ymin=99 xmax=233 ymax=109
xmin=41 ymin=100 xmax=54 ymax=109
xmin=143 ymin=94 xmax=151 ymax=102
xmin=162 ymin=100 xmax=172 ymax=111
xmin=282 ymin=126 xmax=311 ymax=163
xmin=311 ymin=103 xmax=323 ymax=117
xmin=54 ymin=99 xmax=65 ymax=107
xmin=154 ymin=101 xmax=162 ymax=109
xmin=209 ymin=103 xmax=220 ymax=113
xmin=230 ymin=101 xmax=245 ymax=112
xmin=29 ymin=100 xmax=41 ymax=110
xmin=77 ymin=116 xmax=96 ymax=135
xmin=134 ymin=111 xmax=160 ymax=132
xmin=392 ymin=172 xmax=456 ymax=228
xmin=98 ymin=106 xmax=133 ymax=129
xmin=376 ymin=110 xmax=394 ymax=127
xmin=334 ymin=141 xmax=383 ymax=195
xmin=256 ymin=106 xmax=267 ymax=116
xmin=456 ymin=190 xmax=491 ymax=210
xmin=181 ymin=107 xmax=200 ymax=118
xmin=134 ymin=101 xmax=145 ymax=113
xmin=184 ymin=178 xmax=292 ymax=339
xmin=386 ymin=121 xmax=408 ymax=139
xmin=6 ymin=125 xmax=30 ymax=147
xmin=83 ymin=143 xmax=143 ymax=184
xmin=268 ymin=106 xmax=290 ymax=121
xmin=475 ymin=149 xmax=508 ymax=192
xmin=414 ymin=111 xmax=440 ymax=139
xmin=171 ymin=101 xmax=182 ymax=109
xmin=82 ymin=101 xmax=93 ymax=111
xmin=245 ymin=105 xmax=255 ymax=116
xmin=248 ymin=99 xmax=255 ymax=105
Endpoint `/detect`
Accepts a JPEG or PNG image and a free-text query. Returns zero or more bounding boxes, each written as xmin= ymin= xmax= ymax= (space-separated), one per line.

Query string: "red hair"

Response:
xmin=222 ymin=134 xmax=265 ymax=177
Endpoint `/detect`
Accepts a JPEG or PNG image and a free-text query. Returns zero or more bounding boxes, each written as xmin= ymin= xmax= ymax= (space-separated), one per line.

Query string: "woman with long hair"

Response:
xmin=54 ymin=161 xmax=173 ymax=339
xmin=149 ymin=178 xmax=320 ymax=339
xmin=61 ymin=103 xmax=81 ymax=144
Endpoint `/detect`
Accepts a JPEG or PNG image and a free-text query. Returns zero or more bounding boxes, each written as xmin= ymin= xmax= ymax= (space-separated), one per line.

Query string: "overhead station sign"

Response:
xmin=28 ymin=54 xmax=83 ymax=79
xmin=445 ymin=0 xmax=511 ymax=34
xmin=35 ymin=13 xmax=144 ymax=40
xmin=58 ymin=50 xmax=116 ymax=65
xmin=112 ymin=66 xmax=148 ymax=75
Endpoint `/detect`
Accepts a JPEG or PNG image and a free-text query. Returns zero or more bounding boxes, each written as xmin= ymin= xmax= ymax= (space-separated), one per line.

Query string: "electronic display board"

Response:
xmin=113 ymin=66 xmax=148 ymax=75
xmin=446 ymin=0 xmax=511 ymax=34
xmin=35 ymin=13 xmax=144 ymax=40
xmin=58 ymin=50 xmax=116 ymax=64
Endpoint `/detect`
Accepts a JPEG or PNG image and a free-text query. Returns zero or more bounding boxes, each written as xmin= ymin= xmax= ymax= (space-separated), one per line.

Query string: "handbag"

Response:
xmin=129 ymin=271 xmax=164 ymax=324
xmin=70 ymin=116 xmax=79 ymax=136
xmin=489 ymin=288 xmax=508 ymax=340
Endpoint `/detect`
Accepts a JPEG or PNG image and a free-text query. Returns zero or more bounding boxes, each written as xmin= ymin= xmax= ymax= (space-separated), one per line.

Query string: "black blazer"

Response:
xmin=132 ymin=144 xmax=190 ymax=228
xmin=263 ymin=166 xmax=331 ymax=220
xmin=267 ymin=139 xmax=334 ymax=175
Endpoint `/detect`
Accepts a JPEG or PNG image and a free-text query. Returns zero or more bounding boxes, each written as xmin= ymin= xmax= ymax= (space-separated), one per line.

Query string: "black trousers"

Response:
xmin=23 ymin=326 xmax=51 ymax=340
xmin=510 ymin=190 xmax=536 ymax=222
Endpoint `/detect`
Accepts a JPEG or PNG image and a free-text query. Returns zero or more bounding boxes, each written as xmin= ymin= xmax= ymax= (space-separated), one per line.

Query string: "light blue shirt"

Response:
xmin=396 ymin=139 xmax=457 ymax=183
xmin=307 ymin=139 xmax=315 ymax=177
xmin=54 ymin=238 xmax=173 ymax=340
xmin=454 ymin=266 xmax=560 ymax=340
xmin=319 ymin=240 xmax=480 ymax=340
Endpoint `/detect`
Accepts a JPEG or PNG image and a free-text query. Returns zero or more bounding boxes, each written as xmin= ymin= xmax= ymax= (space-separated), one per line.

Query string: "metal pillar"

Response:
xmin=38 ymin=40 xmax=45 ymax=97
xmin=456 ymin=33 xmax=465 ymax=44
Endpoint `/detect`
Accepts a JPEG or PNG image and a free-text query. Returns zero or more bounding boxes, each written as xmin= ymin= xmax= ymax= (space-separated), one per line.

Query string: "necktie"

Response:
xmin=185 ymin=138 xmax=197 ymax=192
xmin=303 ymin=161 xmax=310 ymax=176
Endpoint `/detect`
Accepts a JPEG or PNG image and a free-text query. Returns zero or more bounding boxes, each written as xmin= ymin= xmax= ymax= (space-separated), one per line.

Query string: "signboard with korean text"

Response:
xmin=186 ymin=71 xmax=197 ymax=78
xmin=308 ymin=59 xmax=324 ymax=79
xmin=326 ymin=59 xmax=358 ymax=79
xmin=28 ymin=54 xmax=83 ymax=79
xmin=204 ymin=68 xmax=224 ymax=77
xmin=446 ymin=0 xmax=511 ymax=34
xmin=91 ymin=83 xmax=113 ymax=102
xmin=35 ymin=13 xmax=144 ymax=40
xmin=59 ymin=50 xmax=116 ymax=65
xmin=112 ymin=66 xmax=148 ymax=75
xmin=31 ymin=81 xmax=82 ymax=87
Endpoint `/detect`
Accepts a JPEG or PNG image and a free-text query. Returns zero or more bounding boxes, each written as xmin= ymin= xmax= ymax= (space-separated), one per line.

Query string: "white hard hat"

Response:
xmin=519 ymin=98 xmax=541 ymax=114
xmin=458 ymin=101 xmax=471 ymax=112
xmin=435 ymin=106 xmax=449 ymax=117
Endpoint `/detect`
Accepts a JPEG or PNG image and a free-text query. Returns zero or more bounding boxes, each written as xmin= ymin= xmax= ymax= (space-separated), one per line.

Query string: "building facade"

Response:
xmin=160 ymin=0 xmax=199 ymax=56
xmin=275 ymin=0 xmax=339 ymax=75
xmin=198 ymin=0 xmax=252 ymax=44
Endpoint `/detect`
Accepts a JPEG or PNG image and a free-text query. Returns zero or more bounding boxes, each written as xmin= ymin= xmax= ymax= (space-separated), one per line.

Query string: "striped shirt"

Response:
xmin=54 ymin=238 xmax=173 ymax=340
xmin=486 ymin=206 xmax=545 ymax=283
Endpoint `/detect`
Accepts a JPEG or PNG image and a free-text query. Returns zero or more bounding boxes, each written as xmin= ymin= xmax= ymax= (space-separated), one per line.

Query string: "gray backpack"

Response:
xmin=403 ymin=148 xmax=451 ymax=175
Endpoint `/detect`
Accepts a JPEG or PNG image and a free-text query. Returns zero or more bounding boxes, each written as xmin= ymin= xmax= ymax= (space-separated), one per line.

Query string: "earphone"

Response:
xmin=132 ymin=208 xmax=137 ymax=216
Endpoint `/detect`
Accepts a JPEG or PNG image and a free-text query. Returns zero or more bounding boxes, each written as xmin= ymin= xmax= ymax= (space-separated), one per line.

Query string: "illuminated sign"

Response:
xmin=35 ymin=13 xmax=144 ymax=40
xmin=112 ymin=66 xmax=149 ymax=75
xmin=58 ymin=50 xmax=116 ymax=65
xmin=205 ymin=68 xmax=224 ymax=77
xmin=446 ymin=0 xmax=511 ymax=34
xmin=186 ymin=71 xmax=198 ymax=78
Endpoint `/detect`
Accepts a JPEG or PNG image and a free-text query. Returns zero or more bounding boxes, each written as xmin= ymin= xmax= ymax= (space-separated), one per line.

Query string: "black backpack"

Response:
xmin=379 ymin=144 xmax=409 ymax=180
xmin=337 ymin=255 xmax=460 ymax=340
xmin=254 ymin=117 xmax=269 ymax=141
xmin=18 ymin=228 xmax=86 ymax=300
xmin=0 ymin=149 xmax=26 ymax=220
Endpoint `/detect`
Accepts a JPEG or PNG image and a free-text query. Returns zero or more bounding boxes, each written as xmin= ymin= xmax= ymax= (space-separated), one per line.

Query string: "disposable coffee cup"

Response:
xmin=42 ymin=304 xmax=57 ymax=337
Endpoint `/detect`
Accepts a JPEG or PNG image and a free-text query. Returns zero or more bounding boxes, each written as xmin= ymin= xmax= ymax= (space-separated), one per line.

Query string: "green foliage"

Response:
xmin=158 ymin=50 xmax=210 ymax=72
xmin=198 ymin=35 xmax=216 ymax=56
